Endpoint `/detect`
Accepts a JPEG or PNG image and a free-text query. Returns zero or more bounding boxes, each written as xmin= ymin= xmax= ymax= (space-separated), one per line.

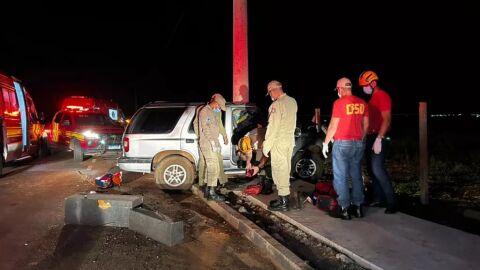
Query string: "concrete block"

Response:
xmin=129 ymin=208 xmax=184 ymax=247
xmin=85 ymin=194 xmax=143 ymax=208
xmin=64 ymin=194 xmax=143 ymax=227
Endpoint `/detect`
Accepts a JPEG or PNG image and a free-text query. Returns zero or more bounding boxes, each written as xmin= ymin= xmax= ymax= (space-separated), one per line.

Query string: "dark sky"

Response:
xmin=0 ymin=1 xmax=478 ymax=119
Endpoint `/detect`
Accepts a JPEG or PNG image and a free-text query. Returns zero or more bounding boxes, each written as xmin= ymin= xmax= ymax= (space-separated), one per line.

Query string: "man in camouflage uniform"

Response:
xmin=194 ymin=94 xmax=227 ymax=201
xmin=255 ymin=80 xmax=298 ymax=211
xmin=194 ymin=94 xmax=229 ymax=188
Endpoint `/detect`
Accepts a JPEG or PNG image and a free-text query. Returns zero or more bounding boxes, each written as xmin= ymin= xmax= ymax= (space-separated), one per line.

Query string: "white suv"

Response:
xmin=118 ymin=102 xmax=324 ymax=190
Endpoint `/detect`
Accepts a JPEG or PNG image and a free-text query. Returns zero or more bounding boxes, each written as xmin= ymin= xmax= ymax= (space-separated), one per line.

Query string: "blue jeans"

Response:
xmin=332 ymin=140 xmax=365 ymax=209
xmin=366 ymin=134 xmax=396 ymax=207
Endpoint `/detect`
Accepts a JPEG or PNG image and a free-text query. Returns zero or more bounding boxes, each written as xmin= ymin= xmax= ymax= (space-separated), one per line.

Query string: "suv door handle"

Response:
xmin=186 ymin=139 xmax=195 ymax=143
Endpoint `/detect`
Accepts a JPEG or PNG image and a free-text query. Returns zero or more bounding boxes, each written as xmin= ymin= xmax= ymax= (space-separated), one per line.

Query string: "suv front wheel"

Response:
xmin=154 ymin=156 xmax=195 ymax=190
xmin=72 ymin=139 xmax=85 ymax=162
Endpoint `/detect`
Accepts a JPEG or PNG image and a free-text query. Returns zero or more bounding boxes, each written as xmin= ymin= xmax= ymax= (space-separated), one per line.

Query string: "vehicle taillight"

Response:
xmin=123 ymin=137 xmax=129 ymax=152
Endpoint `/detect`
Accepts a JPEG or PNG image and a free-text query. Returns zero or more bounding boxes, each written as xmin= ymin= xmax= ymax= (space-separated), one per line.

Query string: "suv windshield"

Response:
xmin=75 ymin=114 xmax=115 ymax=126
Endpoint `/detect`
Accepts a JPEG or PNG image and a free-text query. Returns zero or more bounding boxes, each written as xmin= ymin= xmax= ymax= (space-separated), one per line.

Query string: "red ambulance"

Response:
xmin=0 ymin=72 xmax=44 ymax=176
xmin=44 ymin=96 xmax=125 ymax=161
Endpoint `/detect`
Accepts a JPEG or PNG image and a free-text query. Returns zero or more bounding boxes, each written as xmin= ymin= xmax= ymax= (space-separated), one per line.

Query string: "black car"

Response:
xmin=232 ymin=110 xmax=326 ymax=181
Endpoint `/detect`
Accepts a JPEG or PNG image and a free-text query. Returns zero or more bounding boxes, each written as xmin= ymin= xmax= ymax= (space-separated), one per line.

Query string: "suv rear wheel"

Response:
xmin=154 ymin=156 xmax=194 ymax=190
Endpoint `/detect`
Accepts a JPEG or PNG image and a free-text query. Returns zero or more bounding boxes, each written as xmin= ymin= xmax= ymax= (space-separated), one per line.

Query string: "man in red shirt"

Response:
xmin=359 ymin=70 xmax=397 ymax=214
xmin=323 ymin=77 xmax=369 ymax=220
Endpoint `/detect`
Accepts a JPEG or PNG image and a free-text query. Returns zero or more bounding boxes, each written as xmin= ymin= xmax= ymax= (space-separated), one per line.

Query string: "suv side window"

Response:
xmin=188 ymin=106 xmax=225 ymax=134
xmin=128 ymin=107 xmax=185 ymax=134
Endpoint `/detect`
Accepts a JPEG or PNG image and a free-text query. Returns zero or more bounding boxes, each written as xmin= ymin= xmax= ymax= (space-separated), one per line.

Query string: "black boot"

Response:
xmin=268 ymin=196 xmax=290 ymax=211
xmin=261 ymin=177 xmax=273 ymax=195
xmin=206 ymin=186 xmax=226 ymax=201
xmin=349 ymin=205 xmax=364 ymax=218
xmin=384 ymin=204 xmax=397 ymax=214
xmin=269 ymin=198 xmax=279 ymax=206
xmin=215 ymin=183 xmax=225 ymax=194
xmin=340 ymin=207 xmax=351 ymax=220
xmin=199 ymin=185 xmax=208 ymax=198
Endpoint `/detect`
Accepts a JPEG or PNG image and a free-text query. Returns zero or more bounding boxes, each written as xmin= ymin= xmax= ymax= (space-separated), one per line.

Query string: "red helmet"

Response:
xmin=359 ymin=70 xmax=379 ymax=86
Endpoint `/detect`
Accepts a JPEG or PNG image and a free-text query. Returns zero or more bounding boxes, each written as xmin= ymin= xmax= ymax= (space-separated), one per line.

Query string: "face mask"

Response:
xmin=363 ymin=86 xmax=373 ymax=95
xmin=213 ymin=108 xmax=221 ymax=113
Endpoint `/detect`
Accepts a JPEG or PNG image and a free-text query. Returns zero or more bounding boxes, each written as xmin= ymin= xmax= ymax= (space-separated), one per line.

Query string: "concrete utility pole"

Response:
xmin=419 ymin=102 xmax=429 ymax=205
xmin=233 ymin=0 xmax=249 ymax=103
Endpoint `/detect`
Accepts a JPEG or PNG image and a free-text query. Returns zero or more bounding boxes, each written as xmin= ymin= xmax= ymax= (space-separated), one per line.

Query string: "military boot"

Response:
xmin=198 ymin=185 xmax=208 ymax=198
xmin=268 ymin=195 xmax=290 ymax=211
xmin=206 ymin=186 xmax=226 ymax=202
xmin=349 ymin=204 xmax=364 ymax=218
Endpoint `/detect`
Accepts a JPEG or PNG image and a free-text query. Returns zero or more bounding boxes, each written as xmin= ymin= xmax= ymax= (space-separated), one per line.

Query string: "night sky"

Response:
xmin=0 ymin=1 xmax=478 ymax=120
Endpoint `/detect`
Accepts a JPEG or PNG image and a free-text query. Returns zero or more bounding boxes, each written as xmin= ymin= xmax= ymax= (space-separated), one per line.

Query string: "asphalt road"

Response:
xmin=0 ymin=152 xmax=276 ymax=270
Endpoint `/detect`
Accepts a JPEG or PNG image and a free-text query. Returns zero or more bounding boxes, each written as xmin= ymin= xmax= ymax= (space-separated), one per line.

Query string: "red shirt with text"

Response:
xmin=332 ymin=95 xmax=368 ymax=140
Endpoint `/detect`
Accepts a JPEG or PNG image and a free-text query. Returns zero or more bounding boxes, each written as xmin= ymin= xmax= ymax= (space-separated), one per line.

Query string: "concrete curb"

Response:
xmin=236 ymin=191 xmax=382 ymax=270
xmin=64 ymin=194 xmax=143 ymax=227
xmin=129 ymin=208 xmax=184 ymax=247
xmin=191 ymin=185 xmax=312 ymax=270
xmin=64 ymin=193 xmax=184 ymax=247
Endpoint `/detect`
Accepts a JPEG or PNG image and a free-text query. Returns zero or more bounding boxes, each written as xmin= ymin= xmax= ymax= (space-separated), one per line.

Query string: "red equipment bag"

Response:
xmin=243 ymin=184 xmax=263 ymax=195
xmin=313 ymin=181 xmax=340 ymax=216
xmin=317 ymin=194 xmax=339 ymax=212
xmin=315 ymin=181 xmax=337 ymax=197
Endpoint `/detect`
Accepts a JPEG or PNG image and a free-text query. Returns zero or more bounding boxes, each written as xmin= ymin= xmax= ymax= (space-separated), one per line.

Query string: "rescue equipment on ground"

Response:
xmin=243 ymin=183 xmax=263 ymax=195
xmin=95 ymin=171 xmax=122 ymax=189
xmin=307 ymin=181 xmax=340 ymax=216
xmin=95 ymin=173 xmax=113 ymax=189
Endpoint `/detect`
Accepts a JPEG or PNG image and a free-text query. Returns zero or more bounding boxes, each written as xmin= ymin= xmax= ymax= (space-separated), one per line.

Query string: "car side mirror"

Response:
xmin=294 ymin=127 xmax=302 ymax=138
xmin=62 ymin=120 xmax=70 ymax=126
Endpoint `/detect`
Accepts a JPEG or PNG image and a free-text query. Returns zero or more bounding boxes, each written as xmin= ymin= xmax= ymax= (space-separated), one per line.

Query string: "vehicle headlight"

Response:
xmin=83 ymin=130 xmax=100 ymax=139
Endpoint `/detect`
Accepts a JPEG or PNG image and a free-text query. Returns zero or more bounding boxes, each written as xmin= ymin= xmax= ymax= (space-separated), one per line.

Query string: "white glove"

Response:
xmin=223 ymin=135 xmax=229 ymax=145
xmin=262 ymin=149 xmax=269 ymax=158
xmin=373 ymin=137 xmax=382 ymax=154
xmin=322 ymin=142 xmax=329 ymax=158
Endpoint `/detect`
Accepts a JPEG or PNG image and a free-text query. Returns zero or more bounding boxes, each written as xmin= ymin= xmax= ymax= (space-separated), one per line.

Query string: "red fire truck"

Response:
xmin=0 ymin=72 xmax=44 ymax=176
xmin=44 ymin=96 xmax=125 ymax=161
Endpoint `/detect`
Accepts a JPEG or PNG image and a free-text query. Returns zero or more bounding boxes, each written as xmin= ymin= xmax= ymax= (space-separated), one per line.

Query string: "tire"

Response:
xmin=292 ymin=151 xmax=324 ymax=181
xmin=0 ymin=140 xmax=4 ymax=177
xmin=0 ymin=155 xmax=3 ymax=177
xmin=154 ymin=155 xmax=195 ymax=190
xmin=38 ymin=137 xmax=50 ymax=159
xmin=73 ymin=140 xmax=85 ymax=162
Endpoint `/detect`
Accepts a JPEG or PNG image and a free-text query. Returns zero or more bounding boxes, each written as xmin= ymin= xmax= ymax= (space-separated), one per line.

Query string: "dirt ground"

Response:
xmin=2 ymin=154 xmax=276 ymax=270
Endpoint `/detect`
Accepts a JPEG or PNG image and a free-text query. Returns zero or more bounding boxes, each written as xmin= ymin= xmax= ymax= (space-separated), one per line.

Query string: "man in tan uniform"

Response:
xmin=194 ymin=94 xmax=229 ymax=188
xmin=195 ymin=95 xmax=226 ymax=201
xmin=255 ymin=80 xmax=297 ymax=211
